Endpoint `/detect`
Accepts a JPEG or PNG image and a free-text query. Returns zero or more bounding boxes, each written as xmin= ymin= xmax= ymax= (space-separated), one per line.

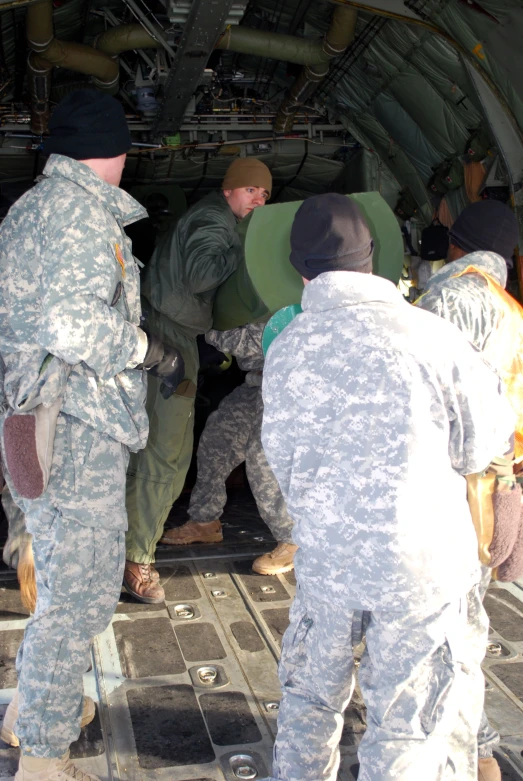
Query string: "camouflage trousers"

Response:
xmin=2 ymin=484 xmax=30 ymax=569
xmin=188 ymin=384 xmax=293 ymax=544
xmin=477 ymin=564 xmax=500 ymax=759
xmin=1 ymin=413 xmax=127 ymax=757
xmin=264 ymin=585 xmax=488 ymax=781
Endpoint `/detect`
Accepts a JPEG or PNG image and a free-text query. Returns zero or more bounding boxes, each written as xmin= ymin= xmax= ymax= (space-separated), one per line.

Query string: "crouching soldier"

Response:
xmin=260 ymin=194 xmax=514 ymax=781
xmin=161 ymin=323 xmax=297 ymax=575
xmin=0 ymin=90 xmax=183 ymax=781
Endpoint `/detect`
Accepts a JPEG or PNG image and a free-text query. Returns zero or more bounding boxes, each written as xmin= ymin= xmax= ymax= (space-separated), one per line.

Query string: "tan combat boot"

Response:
xmin=160 ymin=520 xmax=223 ymax=545
xmin=252 ymin=543 xmax=298 ymax=575
xmin=15 ymin=751 xmax=101 ymax=781
xmin=123 ymin=561 xmax=165 ymax=604
xmin=478 ymin=757 xmax=502 ymax=781
xmin=2 ymin=690 xmax=95 ymax=748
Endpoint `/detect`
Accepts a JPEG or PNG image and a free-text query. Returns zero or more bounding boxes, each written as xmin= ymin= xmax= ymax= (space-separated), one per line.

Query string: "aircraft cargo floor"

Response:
xmin=0 ymin=491 xmax=522 ymax=781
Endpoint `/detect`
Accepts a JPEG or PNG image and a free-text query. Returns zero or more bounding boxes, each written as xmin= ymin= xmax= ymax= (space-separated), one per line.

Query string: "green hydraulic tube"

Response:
xmin=213 ymin=192 xmax=404 ymax=331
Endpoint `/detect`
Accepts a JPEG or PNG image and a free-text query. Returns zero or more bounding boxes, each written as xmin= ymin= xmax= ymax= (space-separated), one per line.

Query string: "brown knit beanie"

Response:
xmin=222 ymin=158 xmax=272 ymax=198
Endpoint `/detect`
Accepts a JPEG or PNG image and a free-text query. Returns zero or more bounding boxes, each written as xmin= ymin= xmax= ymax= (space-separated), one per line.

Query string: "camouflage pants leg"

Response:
xmin=245 ymin=393 xmax=294 ymax=544
xmin=188 ymin=385 xmax=258 ymax=523
xmin=2 ymin=484 xmax=30 ymax=569
xmin=476 ymin=565 xmax=500 ymax=759
xmin=264 ymin=587 xmax=485 ymax=781
xmin=358 ymin=587 xmax=486 ymax=781
xmin=4 ymin=414 xmax=128 ymax=758
xmin=15 ymin=512 xmax=125 ymax=757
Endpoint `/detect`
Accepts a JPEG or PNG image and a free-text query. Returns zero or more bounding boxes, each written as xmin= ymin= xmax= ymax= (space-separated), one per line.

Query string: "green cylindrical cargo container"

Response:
xmin=213 ymin=192 xmax=404 ymax=330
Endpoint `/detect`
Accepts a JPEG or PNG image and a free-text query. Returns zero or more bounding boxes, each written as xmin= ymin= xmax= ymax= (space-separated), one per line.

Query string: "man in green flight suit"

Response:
xmin=124 ymin=157 xmax=272 ymax=603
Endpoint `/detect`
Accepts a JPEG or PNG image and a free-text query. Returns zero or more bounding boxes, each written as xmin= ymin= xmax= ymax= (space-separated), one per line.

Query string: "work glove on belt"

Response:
xmin=137 ymin=333 xmax=185 ymax=399
xmin=1 ymin=355 xmax=70 ymax=500
xmin=467 ymin=454 xmax=523 ymax=582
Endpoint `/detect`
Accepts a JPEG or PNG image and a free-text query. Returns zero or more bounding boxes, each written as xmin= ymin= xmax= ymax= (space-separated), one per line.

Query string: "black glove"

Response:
xmin=138 ymin=333 xmax=185 ymax=398
xmin=197 ymin=334 xmax=227 ymax=370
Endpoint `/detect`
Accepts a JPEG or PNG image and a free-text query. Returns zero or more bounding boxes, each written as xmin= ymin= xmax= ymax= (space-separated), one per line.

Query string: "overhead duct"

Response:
xmin=273 ymin=6 xmax=357 ymax=134
xmin=93 ymin=24 xmax=164 ymax=56
xmin=25 ymin=4 xmax=355 ymax=135
xmin=94 ymin=22 xmax=336 ymax=67
xmin=26 ymin=0 xmax=119 ymax=133
xmin=215 ymin=26 xmax=332 ymax=66
xmin=27 ymin=54 xmax=52 ymax=135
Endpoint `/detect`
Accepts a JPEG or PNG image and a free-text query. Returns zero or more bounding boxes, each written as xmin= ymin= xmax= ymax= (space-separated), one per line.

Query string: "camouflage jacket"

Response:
xmin=0 ymin=154 xmax=149 ymax=451
xmin=262 ymin=271 xmax=514 ymax=612
xmin=0 ymin=354 xmax=5 ymax=416
xmin=142 ymin=191 xmax=242 ymax=338
xmin=205 ymin=323 xmax=264 ymax=387
xmin=416 ymin=251 xmax=506 ymax=356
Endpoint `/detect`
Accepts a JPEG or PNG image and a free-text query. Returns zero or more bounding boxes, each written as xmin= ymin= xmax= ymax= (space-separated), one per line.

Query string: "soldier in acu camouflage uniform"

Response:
xmin=161 ymin=323 xmax=296 ymax=575
xmin=0 ymin=91 xmax=183 ymax=781
xmin=0 ymin=355 xmax=37 ymax=612
xmin=416 ymin=200 xmax=521 ymax=781
xmin=260 ymin=193 xmax=514 ymax=781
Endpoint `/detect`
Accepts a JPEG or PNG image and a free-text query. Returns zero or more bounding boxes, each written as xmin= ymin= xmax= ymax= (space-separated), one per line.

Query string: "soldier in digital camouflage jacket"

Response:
xmin=260 ymin=194 xmax=514 ymax=781
xmin=0 ymin=92 xmax=151 ymax=780
xmin=417 ymin=201 xmax=521 ymax=781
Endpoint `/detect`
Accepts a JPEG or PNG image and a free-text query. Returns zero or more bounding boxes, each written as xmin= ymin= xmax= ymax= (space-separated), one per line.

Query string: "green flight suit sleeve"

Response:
xmin=183 ymin=204 xmax=242 ymax=294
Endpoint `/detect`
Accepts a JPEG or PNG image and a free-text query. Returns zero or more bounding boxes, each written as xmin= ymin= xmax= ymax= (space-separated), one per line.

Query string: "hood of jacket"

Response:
xmin=43 ymin=154 xmax=146 ymax=228
xmin=424 ymin=251 xmax=507 ymax=293
xmin=301 ymin=269 xmax=401 ymax=313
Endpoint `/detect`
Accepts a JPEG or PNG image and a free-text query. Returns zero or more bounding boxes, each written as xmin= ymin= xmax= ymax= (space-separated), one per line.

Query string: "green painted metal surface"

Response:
xmin=213 ymin=192 xmax=403 ymax=331
xmin=262 ymin=304 xmax=303 ymax=356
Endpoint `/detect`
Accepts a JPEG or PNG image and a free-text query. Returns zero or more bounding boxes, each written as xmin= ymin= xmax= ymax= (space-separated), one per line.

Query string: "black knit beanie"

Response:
xmin=43 ymin=89 xmax=132 ymax=160
xmin=290 ymin=193 xmax=374 ymax=280
xmin=449 ymin=200 xmax=519 ymax=260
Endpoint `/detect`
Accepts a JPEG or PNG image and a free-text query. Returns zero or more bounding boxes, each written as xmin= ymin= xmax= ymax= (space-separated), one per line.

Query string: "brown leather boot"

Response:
xmin=252 ymin=542 xmax=298 ymax=575
xmin=160 ymin=520 xmax=223 ymax=545
xmin=123 ymin=561 xmax=165 ymax=604
xmin=478 ymin=757 xmax=502 ymax=781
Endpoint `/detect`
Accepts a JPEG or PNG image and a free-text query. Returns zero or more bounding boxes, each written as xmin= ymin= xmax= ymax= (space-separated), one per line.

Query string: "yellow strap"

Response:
xmin=466 ymin=472 xmax=496 ymax=566
xmin=411 ymin=289 xmax=428 ymax=307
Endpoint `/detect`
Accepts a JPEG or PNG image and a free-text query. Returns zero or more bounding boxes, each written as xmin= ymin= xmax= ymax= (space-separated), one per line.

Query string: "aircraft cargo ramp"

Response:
xmin=0 ymin=491 xmax=522 ymax=781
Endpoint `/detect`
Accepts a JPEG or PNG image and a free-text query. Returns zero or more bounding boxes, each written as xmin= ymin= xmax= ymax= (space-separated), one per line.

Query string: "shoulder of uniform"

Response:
xmin=193 ymin=191 xmax=232 ymax=218
xmin=38 ymin=178 xmax=108 ymax=226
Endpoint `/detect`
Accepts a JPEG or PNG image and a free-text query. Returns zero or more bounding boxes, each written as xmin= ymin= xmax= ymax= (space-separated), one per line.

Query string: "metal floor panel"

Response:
xmin=96 ymin=558 xmax=283 ymax=781
xmin=0 ymin=550 xmax=522 ymax=780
